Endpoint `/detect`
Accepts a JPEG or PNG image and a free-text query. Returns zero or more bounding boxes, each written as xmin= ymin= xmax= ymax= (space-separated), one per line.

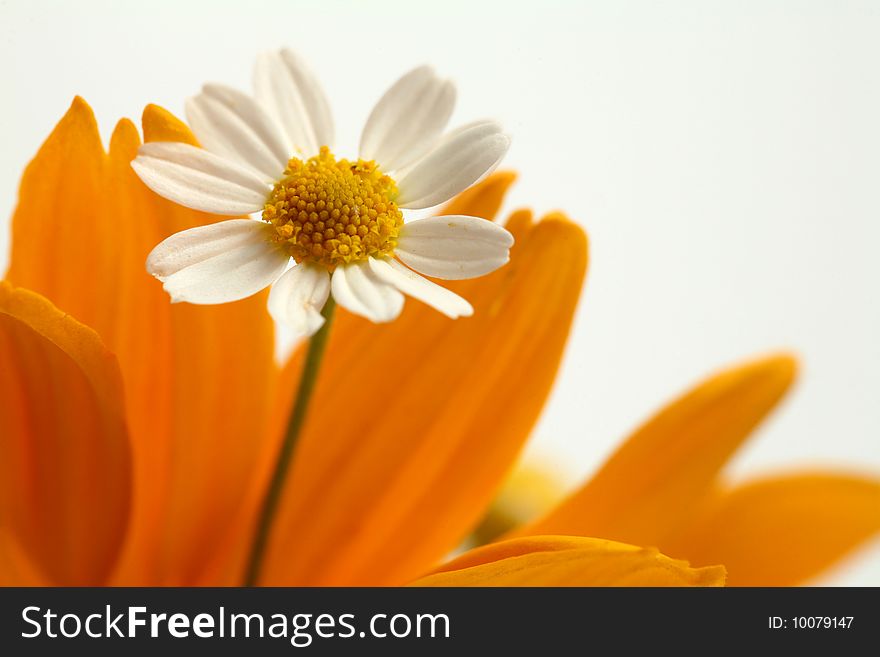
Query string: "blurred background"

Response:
xmin=1 ymin=0 xmax=878 ymax=583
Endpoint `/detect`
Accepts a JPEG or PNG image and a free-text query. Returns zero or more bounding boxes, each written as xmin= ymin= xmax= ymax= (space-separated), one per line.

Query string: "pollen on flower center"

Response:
xmin=262 ymin=146 xmax=404 ymax=269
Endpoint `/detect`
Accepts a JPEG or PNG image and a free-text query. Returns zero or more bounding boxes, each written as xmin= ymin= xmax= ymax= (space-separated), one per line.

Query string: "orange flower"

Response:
xmin=6 ymin=98 xmax=873 ymax=588
xmin=1 ymin=98 xmax=721 ymax=587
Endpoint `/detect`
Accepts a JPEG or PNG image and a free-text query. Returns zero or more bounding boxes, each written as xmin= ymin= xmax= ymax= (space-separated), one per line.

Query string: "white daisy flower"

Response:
xmin=133 ymin=49 xmax=513 ymax=337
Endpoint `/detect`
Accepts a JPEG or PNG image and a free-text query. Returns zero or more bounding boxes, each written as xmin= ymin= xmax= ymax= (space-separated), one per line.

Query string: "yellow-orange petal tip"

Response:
xmin=142 ymin=104 xmax=199 ymax=146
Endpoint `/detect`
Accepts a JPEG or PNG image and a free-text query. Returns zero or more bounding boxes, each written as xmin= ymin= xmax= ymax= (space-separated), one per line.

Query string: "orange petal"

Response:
xmin=141 ymin=103 xmax=200 ymax=146
xmin=442 ymin=170 xmax=517 ymax=218
xmin=412 ymin=536 xmax=725 ymax=586
xmin=256 ymin=190 xmax=588 ymax=585
xmin=0 ymin=283 xmax=131 ymax=585
xmin=521 ymin=354 xmax=797 ymax=546
xmin=0 ymin=530 xmax=49 ymax=586
xmin=663 ymin=473 xmax=880 ymax=586
xmin=5 ymin=99 xmax=278 ymax=584
xmin=189 ymin=172 xmax=523 ymax=585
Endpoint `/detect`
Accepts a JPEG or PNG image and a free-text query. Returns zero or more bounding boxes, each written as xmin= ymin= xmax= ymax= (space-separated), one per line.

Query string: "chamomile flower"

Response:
xmin=133 ymin=49 xmax=513 ymax=336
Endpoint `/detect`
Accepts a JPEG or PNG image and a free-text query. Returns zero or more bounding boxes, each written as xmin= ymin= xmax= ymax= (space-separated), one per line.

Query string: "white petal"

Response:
xmin=331 ymin=261 xmax=404 ymax=323
xmin=254 ymin=49 xmax=334 ymax=156
xmin=395 ymin=215 xmax=514 ymax=280
xmin=390 ymin=119 xmax=483 ymax=179
xmin=368 ymin=257 xmax=472 ymax=319
xmin=132 ymin=142 xmax=270 ymax=215
xmin=359 ymin=66 xmax=456 ymax=172
xmin=267 ymin=263 xmax=331 ymax=337
xmin=396 ymin=121 xmax=510 ymax=209
xmin=186 ymin=84 xmax=291 ymax=180
xmin=146 ymin=219 xmax=288 ymax=304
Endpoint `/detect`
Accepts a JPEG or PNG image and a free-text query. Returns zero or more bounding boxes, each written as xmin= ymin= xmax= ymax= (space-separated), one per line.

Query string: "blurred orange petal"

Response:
xmin=442 ymin=170 xmax=517 ymax=218
xmin=520 ymin=354 xmax=797 ymax=546
xmin=0 ymin=531 xmax=50 ymax=586
xmin=663 ymin=473 xmax=880 ymax=586
xmin=0 ymin=283 xmax=131 ymax=585
xmin=256 ymin=178 xmax=588 ymax=585
xmin=412 ymin=536 xmax=725 ymax=586
xmin=5 ymin=99 xmax=278 ymax=584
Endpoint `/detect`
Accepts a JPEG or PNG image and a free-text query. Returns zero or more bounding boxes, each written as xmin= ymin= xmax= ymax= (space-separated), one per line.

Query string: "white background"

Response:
xmin=1 ymin=0 xmax=878 ymax=583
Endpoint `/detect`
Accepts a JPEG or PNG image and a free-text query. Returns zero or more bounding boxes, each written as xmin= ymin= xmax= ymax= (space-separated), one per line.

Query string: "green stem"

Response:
xmin=242 ymin=297 xmax=337 ymax=586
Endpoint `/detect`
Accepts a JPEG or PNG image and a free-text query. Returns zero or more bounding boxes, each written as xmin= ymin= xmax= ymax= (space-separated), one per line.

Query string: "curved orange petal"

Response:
xmin=5 ymin=99 xmax=278 ymax=584
xmin=254 ymin=180 xmax=588 ymax=585
xmin=0 ymin=530 xmax=49 ymax=586
xmin=520 ymin=354 xmax=797 ymax=547
xmin=141 ymin=103 xmax=200 ymax=146
xmin=190 ymin=172 xmax=519 ymax=585
xmin=442 ymin=170 xmax=517 ymax=218
xmin=412 ymin=536 xmax=725 ymax=586
xmin=0 ymin=283 xmax=131 ymax=585
xmin=662 ymin=473 xmax=880 ymax=586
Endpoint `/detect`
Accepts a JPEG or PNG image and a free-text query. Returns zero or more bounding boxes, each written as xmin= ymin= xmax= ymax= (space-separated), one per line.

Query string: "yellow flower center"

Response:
xmin=262 ymin=146 xmax=404 ymax=270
